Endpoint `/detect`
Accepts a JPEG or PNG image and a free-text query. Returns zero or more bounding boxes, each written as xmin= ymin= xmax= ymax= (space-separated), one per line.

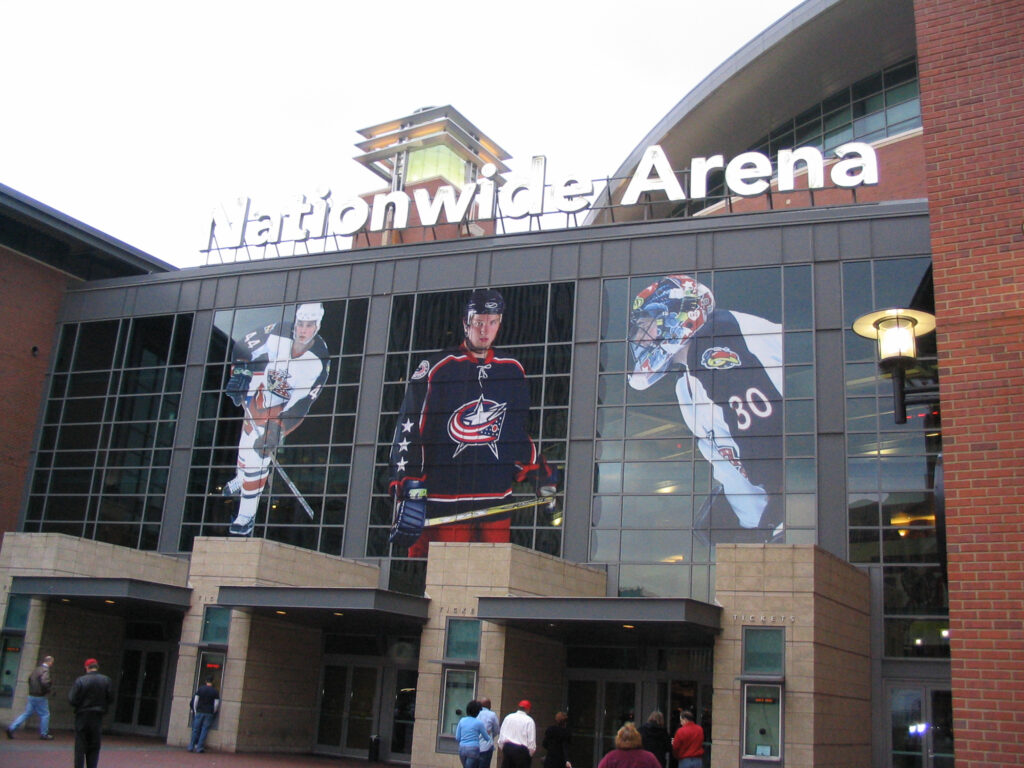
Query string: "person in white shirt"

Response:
xmin=498 ymin=700 xmax=536 ymax=768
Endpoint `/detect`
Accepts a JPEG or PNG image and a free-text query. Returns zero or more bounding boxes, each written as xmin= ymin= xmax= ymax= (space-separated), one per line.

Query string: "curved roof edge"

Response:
xmin=589 ymin=0 xmax=916 ymax=223
xmin=0 ymin=182 xmax=175 ymax=279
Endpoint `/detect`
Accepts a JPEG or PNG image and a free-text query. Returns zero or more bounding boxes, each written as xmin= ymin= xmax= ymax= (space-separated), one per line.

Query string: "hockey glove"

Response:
xmin=254 ymin=420 xmax=283 ymax=459
xmin=516 ymin=456 xmax=560 ymax=497
xmin=389 ymin=480 xmax=427 ymax=547
xmin=226 ymin=365 xmax=253 ymax=406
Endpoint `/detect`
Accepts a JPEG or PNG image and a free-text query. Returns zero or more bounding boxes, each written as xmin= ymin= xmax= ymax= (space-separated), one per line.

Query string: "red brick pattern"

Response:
xmin=0 ymin=250 xmax=72 ymax=539
xmin=915 ymin=1 xmax=1024 ymax=765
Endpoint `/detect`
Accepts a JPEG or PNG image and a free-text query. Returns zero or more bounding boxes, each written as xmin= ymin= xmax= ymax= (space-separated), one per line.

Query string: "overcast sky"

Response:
xmin=1 ymin=0 xmax=804 ymax=269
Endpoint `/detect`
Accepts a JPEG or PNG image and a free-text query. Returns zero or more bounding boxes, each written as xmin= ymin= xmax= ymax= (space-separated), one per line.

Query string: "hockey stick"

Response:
xmin=424 ymin=495 xmax=557 ymax=528
xmin=240 ymin=403 xmax=316 ymax=520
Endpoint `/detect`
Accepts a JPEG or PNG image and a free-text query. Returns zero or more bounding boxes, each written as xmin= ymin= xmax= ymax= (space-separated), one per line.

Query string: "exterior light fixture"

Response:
xmin=853 ymin=308 xmax=936 ymax=424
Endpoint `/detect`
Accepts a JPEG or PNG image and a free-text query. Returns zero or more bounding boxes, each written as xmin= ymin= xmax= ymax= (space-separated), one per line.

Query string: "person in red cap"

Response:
xmin=68 ymin=658 xmax=113 ymax=768
xmin=497 ymin=699 xmax=536 ymax=768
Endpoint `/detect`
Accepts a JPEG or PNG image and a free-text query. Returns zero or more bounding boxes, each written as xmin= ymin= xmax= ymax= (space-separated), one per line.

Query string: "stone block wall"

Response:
xmin=409 ymin=543 xmax=605 ymax=768
xmin=712 ymin=544 xmax=870 ymax=768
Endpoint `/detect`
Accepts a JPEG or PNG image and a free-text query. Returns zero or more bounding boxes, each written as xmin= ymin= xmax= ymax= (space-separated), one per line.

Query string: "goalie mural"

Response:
xmin=628 ymin=275 xmax=785 ymax=543
xmin=222 ymin=303 xmax=331 ymax=536
xmin=388 ymin=289 xmax=558 ymax=556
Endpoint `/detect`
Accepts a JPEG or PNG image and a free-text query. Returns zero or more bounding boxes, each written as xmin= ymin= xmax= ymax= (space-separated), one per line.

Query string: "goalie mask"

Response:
xmin=628 ymin=275 xmax=714 ymax=390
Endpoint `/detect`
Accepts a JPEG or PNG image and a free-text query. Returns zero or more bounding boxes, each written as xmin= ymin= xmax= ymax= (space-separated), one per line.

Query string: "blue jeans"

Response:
xmin=479 ymin=747 xmax=495 ymax=768
xmin=190 ymin=712 xmax=214 ymax=751
xmin=680 ymin=757 xmax=703 ymax=768
xmin=9 ymin=695 xmax=50 ymax=735
xmin=458 ymin=744 xmax=481 ymax=768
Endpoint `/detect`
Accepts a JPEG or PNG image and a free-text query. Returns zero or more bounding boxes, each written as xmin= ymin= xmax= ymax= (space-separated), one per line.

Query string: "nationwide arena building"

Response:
xmin=1 ymin=1 xmax=1020 ymax=767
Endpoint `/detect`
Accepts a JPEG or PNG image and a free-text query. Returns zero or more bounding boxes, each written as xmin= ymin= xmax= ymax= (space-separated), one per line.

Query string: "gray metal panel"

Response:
xmin=215 ymin=585 xmax=429 ymax=620
xmin=815 ymin=329 xmax=846 ymax=434
xmin=563 ymin=437 xmax=596 ymax=566
xmin=237 ymin=270 xmax=289 ymax=305
xmin=343 ymin=444 xmax=378 ymax=560
xmin=713 ymin=228 xmax=783 ymax=269
xmin=551 ymin=243 xmax=580 ymax=281
xmin=816 ymin=432 xmax=847 ymax=559
xmin=350 ymin=261 xmax=375 ymax=297
xmin=599 ymin=239 xmax=629 ymax=277
xmin=214 ymin=276 xmax=239 ymax=308
xmin=781 ymin=225 xmax=815 ymax=264
xmin=10 ymin=576 xmax=191 ymax=608
xmin=412 ymin=254 xmax=478 ymax=292
xmin=813 ymin=262 xmax=844 ymax=330
xmin=373 ymin=260 xmax=396 ymax=295
xmin=491 ymin=246 xmax=553 ymax=285
xmin=178 ymin=279 xmax=201 ymax=312
xmin=872 ymin=212 xmax=932 ymax=257
xmin=630 ymin=233 xmax=698 ymax=277
xmin=579 ymin=241 xmax=603 ymax=278
xmin=131 ymin=282 xmax=182 ymax=315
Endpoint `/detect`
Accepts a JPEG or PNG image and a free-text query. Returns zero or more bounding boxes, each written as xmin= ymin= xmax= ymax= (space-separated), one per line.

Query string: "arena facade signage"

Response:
xmin=202 ymin=143 xmax=877 ymax=256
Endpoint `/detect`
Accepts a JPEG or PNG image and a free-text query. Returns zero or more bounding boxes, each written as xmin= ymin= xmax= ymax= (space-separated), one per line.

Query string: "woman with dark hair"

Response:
xmin=543 ymin=711 xmax=572 ymax=768
xmin=456 ymin=700 xmax=492 ymax=768
xmin=597 ymin=723 xmax=662 ymax=768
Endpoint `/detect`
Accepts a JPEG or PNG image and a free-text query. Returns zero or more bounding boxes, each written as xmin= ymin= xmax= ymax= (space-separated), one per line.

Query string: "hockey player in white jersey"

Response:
xmin=628 ymin=275 xmax=785 ymax=543
xmin=223 ymin=302 xmax=330 ymax=535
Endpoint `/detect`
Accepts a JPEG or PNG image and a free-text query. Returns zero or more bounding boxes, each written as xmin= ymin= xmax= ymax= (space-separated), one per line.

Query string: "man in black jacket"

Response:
xmin=68 ymin=658 xmax=113 ymax=768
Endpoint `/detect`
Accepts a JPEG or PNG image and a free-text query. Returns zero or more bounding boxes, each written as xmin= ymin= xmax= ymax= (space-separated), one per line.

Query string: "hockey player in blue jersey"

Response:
xmin=222 ymin=302 xmax=331 ymax=536
xmin=628 ymin=275 xmax=785 ymax=543
xmin=388 ymin=289 xmax=557 ymax=556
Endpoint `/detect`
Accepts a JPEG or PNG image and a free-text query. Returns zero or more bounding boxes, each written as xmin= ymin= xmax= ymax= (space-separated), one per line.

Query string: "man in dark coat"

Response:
xmin=68 ymin=658 xmax=113 ymax=768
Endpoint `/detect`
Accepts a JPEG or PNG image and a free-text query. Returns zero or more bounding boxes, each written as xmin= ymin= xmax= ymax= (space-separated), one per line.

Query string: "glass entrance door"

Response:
xmin=567 ymin=679 xmax=638 ymax=768
xmin=113 ymin=645 xmax=166 ymax=734
xmin=316 ymin=663 xmax=381 ymax=757
xmin=888 ymin=684 xmax=954 ymax=768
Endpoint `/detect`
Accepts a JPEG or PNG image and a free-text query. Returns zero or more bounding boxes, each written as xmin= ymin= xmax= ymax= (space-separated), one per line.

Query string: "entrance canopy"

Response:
xmin=477 ymin=596 xmax=721 ymax=646
xmin=216 ymin=586 xmax=430 ymax=634
xmin=10 ymin=575 xmax=192 ymax=618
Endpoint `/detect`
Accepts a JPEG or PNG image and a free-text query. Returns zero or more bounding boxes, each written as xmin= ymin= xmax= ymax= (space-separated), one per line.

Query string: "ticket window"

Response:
xmin=741 ymin=627 xmax=784 ymax=762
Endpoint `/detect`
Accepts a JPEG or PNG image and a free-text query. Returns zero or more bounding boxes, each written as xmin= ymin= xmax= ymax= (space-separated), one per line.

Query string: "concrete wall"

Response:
xmin=410 ymin=543 xmax=606 ymax=768
xmin=712 ymin=544 xmax=870 ymax=768
xmin=167 ymin=536 xmax=379 ymax=753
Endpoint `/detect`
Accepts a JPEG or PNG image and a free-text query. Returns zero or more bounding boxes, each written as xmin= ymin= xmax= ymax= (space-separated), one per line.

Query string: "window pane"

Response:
xmin=441 ymin=668 xmax=476 ymax=737
xmin=201 ymin=606 xmax=231 ymax=645
xmin=444 ymin=619 xmax=480 ymax=660
xmin=743 ymin=627 xmax=784 ymax=675
xmin=744 ymin=683 xmax=782 ymax=757
xmin=3 ymin=596 xmax=31 ymax=630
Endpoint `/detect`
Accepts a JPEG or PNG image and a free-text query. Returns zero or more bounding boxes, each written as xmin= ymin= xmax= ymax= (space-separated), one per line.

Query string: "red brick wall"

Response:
xmin=914 ymin=1 xmax=1024 ymax=765
xmin=0 ymin=249 xmax=72 ymax=539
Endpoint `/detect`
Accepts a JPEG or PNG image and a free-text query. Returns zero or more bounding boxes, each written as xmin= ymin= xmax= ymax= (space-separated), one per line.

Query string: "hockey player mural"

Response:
xmin=222 ymin=303 xmax=331 ymax=536
xmin=628 ymin=275 xmax=785 ymax=543
xmin=388 ymin=288 xmax=559 ymax=556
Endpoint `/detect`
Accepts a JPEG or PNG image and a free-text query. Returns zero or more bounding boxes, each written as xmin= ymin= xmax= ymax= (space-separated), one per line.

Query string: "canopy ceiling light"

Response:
xmin=853 ymin=308 xmax=936 ymax=424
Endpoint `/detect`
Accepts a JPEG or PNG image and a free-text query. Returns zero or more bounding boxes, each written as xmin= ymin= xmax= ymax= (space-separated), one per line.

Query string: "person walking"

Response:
xmin=476 ymin=696 xmax=500 ymax=768
xmin=6 ymin=654 xmax=55 ymax=739
xmin=671 ymin=710 xmax=705 ymax=768
xmin=188 ymin=674 xmax=220 ymax=753
xmin=455 ymin=700 xmax=491 ymax=768
xmin=542 ymin=711 xmax=571 ymax=768
xmin=497 ymin=700 xmax=536 ymax=768
xmin=68 ymin=658 xmax=113 ymax=768
xmin=639 ymin=711 xmax=672 ymax=768
xmin=598 ymin=723 xmax=662 ymax=768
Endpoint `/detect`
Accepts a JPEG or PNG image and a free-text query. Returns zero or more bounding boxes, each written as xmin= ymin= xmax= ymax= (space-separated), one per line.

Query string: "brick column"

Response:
xmin=914 ymin=2 xmax=1024 ymax=766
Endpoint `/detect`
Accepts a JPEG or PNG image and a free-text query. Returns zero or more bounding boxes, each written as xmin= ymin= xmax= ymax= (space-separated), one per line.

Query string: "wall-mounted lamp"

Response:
xmin=853 ymin=308 xmax=936 ymax=424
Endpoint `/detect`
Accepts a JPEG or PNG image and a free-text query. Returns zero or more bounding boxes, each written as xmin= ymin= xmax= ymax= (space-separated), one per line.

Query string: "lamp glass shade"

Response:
xmin=876 ymin=316 xmax=917 ymax=362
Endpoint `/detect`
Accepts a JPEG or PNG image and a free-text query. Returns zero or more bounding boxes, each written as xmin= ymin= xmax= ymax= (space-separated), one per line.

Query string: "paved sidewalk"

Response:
xmin=0 ymin=731 xmax=389 ymax=768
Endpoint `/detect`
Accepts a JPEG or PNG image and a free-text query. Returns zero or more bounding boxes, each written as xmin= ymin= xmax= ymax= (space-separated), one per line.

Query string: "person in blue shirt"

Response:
xmin=456 ymin=699 xmax=492 ymax=768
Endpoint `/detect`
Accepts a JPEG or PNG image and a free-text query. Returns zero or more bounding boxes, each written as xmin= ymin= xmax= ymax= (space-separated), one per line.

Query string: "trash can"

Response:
xmin=368 ymin=734 xmax=381 ymax=761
